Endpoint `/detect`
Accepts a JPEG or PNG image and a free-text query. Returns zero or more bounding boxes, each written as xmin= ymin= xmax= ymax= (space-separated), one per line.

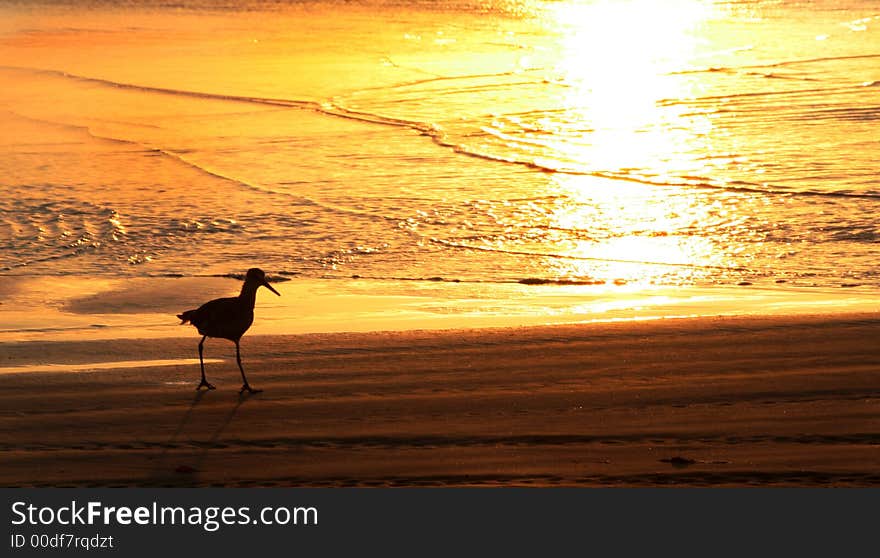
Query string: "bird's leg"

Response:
xmin=196 ymin=336 xmax=215 ymax=390
xmin=236 ymin=340 xmax=262 ymax=394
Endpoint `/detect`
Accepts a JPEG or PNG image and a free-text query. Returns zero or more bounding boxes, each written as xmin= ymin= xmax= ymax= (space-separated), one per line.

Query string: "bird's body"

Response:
xmin=179 ymin=295 xmax=255 ymax=341
xmin=177 ymin=268 xmax=280 ymax=393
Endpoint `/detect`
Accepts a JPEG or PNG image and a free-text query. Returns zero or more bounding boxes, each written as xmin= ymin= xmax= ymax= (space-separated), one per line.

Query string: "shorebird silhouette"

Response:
xmin=177 ymin=268 xmax=280 ymax=394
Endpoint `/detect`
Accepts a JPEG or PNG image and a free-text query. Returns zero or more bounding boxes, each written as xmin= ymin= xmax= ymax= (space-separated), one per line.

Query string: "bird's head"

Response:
xmin=246 ymin=268 xmax=281 ymax=296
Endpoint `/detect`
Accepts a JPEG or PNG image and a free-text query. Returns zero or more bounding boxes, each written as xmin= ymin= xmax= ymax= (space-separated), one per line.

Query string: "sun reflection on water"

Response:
xmin=535 ymin=0 xmax=734 ymax=285
xmin=544 ymin=0 xmax=720 ymax=174
xmin=542 ymin=174 xmax=744 ymax=286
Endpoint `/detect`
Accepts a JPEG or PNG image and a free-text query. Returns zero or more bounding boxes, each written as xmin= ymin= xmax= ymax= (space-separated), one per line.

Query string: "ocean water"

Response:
xmin=1 ymin=0 xmax=878 ymax=292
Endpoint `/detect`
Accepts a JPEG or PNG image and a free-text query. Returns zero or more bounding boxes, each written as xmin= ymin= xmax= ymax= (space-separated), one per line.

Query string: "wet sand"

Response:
xmin=1 ymin=313 xmax=878 ymax=487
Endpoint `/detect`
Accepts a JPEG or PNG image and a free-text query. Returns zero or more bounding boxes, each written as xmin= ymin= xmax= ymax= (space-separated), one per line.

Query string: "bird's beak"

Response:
xmin=263 ymin=280 xmax=281 ymax=296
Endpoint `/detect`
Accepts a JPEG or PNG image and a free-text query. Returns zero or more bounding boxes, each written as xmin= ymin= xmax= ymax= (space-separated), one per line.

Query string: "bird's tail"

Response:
xmin=177 ymin=310 xmax=196 ymax=325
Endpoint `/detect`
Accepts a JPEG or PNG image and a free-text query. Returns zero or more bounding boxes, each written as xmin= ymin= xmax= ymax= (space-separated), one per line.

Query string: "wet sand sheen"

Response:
xmin=1 ymin=313 xmax=878 ymax=487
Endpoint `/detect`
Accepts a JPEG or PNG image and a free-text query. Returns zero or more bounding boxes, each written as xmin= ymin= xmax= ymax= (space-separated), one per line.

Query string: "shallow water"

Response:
xmin=1 ymin=0 xmax=879 ymax=294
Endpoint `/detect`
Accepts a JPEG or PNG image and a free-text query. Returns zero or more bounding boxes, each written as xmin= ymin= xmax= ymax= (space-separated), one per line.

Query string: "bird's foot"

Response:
xmin=239 ymin=384 xmax=262 ymax=395
xmin=196 ymin=380 xmax=216 ymax=390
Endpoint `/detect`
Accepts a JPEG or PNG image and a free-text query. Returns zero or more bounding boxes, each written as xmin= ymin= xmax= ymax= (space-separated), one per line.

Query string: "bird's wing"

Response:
xmin=179 ymin=297 xmax=237 ymax=326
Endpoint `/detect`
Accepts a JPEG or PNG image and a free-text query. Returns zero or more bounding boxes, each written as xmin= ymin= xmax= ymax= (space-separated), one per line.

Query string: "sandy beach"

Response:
xmin=1 ymin=313 xmax=878 ymax=487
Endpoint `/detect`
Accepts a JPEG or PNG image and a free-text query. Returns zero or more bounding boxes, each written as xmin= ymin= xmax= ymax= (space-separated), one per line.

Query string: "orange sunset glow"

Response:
xmin=1 ymin=0 xmax=878 ymax=492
